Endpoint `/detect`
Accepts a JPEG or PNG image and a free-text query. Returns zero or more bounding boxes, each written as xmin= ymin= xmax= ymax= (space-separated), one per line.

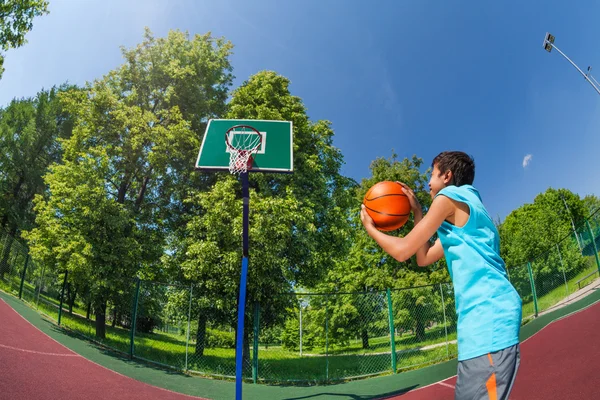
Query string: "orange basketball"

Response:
xmin=363 ymin=181 xmax=411 ymax=231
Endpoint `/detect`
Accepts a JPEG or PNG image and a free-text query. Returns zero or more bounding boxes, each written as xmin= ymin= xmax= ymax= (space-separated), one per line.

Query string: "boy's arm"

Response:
xmin=361 ymin=195 xmax=454 ymax=263
xmin=415 ymin=238 xmax=444 ymax=266
xmin=412 ymin=209 xmax=444 ymax=267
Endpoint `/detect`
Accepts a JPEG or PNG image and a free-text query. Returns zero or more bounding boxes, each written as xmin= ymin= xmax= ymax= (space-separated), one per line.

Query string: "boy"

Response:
xmin=360 ymin=151 xmax=521 ymax=400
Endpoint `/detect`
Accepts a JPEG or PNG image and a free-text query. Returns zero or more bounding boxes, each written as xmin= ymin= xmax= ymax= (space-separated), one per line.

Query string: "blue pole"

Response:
xmin=235 ymin=171 xmax=250 ymax=400
xmin=235 ymin=257 xmax=249 ymax=399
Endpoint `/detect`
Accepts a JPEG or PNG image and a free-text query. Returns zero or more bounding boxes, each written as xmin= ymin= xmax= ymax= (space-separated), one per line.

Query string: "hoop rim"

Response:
xmin=225 ymin=125 xmax=262 ymax=173
xmin=224 ymin=125 xmax=263 ymax=151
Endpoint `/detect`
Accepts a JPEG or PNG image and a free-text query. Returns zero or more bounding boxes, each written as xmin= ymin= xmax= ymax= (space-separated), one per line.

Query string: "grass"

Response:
xmin=2 ymin=251 xmax=598 ymax=384
xmin=294 ymin=322 xmax=456 ymax=356
xmin=6 ymin=289 xmax=458 ymax=383
xmin=522 ymin=261 xmax=599 ymax=317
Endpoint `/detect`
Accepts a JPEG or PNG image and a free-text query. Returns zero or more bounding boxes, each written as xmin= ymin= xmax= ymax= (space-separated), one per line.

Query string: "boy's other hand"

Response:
xmin=397 ymin=182 xmax=422 ymax=214
xmin=360 ymin=204 xmax=376 ymax=230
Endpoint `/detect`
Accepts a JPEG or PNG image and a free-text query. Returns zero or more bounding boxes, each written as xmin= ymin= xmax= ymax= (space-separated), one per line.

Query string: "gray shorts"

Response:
xmin=455 ymin=344 xmax=520 ymax=400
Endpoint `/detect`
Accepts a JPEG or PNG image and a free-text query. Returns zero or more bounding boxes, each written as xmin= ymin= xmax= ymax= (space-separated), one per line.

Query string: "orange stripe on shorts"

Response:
xmin=486 ymin=373 xmax=498 ymax=400
xmin=486 ymin=353 xmax=497 ymax=400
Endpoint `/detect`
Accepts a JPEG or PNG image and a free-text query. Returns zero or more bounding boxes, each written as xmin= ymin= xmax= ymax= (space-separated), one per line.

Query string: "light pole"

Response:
xmin=542 ymin=32 xmax=600 ymax=96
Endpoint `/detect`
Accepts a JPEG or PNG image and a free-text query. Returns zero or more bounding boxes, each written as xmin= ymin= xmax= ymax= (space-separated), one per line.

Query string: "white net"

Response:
xmin=226 ymin=128 xmax=262 ymax=174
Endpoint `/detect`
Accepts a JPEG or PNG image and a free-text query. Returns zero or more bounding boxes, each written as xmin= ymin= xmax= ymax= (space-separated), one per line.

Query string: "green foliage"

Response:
xmin=498 ymin=188 xmax=591 ymax=303
xmin=325 ymin=152 xmax=437 ymax=292
xmin=312 ymin=152 xmax=450 ymax=348
xmin=281 ymin=317 xmax=300 ymax=351
xmin=280 ymin=312 xmax=317 ymax=351
xmin=25 ymin=28 xmax=234 ymax=338
xmin=187 ymin=322 xmax=236 ymax=349
xmin=26 ymin=153 xmax=141 ymax=307
xmin=582 ymin=195 xmax=600 ymax=218
xmin=206 ymin=328 xmax=236 ymax=349
xmin=499 ymin=188 xmax=586 ymax=268
xmin=259 ymin=325 xmax=282 ymax=347
xmin=177 ymin=71 xmax=355 ymax=339
xmin=0 ymin=86 xmax=74 ymax=234
xmin=0 ymin=0 xmax=49 ymax=79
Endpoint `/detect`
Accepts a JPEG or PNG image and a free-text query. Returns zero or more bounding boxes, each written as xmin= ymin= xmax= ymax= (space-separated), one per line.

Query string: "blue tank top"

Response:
xmin=436 ymin=185 xmax=522 ymax=361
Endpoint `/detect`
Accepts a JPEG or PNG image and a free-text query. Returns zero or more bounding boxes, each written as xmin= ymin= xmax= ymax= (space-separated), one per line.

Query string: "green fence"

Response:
xmin=2 ymin=210 xmax=600 ymax=384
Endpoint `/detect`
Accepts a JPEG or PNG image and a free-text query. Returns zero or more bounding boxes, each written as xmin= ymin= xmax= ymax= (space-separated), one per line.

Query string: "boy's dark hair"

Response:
xmin=432 ymin=151 xmax=475 ymax=186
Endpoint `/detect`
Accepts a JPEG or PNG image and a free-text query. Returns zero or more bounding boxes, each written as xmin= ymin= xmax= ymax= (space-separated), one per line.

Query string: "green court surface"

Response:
xmin=2 ymin=288 xmax=600 ymax=400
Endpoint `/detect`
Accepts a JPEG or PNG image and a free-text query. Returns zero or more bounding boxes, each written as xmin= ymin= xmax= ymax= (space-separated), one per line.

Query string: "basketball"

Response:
xmin=363 ymin=181 xmax=411 ymax=231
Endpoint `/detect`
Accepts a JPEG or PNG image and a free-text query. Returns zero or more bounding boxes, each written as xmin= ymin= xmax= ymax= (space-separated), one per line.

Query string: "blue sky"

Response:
xmin=2 ymin=0 xmax=600 ymax=220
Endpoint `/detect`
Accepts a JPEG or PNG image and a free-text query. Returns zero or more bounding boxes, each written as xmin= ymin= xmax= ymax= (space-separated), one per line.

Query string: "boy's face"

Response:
xmin=428 ymin=164 xmax=451 ymax=199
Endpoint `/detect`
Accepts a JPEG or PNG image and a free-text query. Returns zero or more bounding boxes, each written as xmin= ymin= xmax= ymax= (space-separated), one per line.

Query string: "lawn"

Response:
xmin=3 ymin=250 xmax=598 ymax=384
xmin=522 ymin=262 xmax=599 ymax=317
xmin=14 ymin=294 xmax=458 ymax=383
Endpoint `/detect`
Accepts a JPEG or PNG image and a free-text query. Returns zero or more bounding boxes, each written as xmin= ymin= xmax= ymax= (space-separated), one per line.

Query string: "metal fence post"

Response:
xmin=57 ymin=271 xmax=68 ymax=326
xmin=252 ymin=302 xmax=260 ymax=384
xmin=439 ymin=283 xmax=449 ymax=358
xmin=129 ymin=278 xmax=141 ymax=359
xmin=299 ymin=305 xmax=303 ymax=356
xmin=35 ymin=265 xmax=46 ymax=309
xmin=185 ymin=283 xmax=193 ymax=371
xmin=325 ymin=294 xmax=329 ymax=382
xmin=18 ymin=254 xmax=29 ymax=299
xmin=527 ymin=262 xmax=539 ymax=317
xmin=386 ymin=288 xmax=397 ymax=373
xmin=585 ymin=220 xmax=600 ymax=275
xmin=556 ymin=244 xmax=569 ymax=297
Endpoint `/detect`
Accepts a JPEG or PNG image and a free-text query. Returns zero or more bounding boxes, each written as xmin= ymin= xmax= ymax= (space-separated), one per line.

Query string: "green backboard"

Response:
xmin=195 ymin=119 xmax=293 ymax=173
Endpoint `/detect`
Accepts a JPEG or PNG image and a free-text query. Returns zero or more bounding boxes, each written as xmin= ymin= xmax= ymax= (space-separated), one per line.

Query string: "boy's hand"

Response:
xmin=397 ymin=182 xmax=422 ymax=215
xmin=360 ymin=204 xmax=376 ymax=230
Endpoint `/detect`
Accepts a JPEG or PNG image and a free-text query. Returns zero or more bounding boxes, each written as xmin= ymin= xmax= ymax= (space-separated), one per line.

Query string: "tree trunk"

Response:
xmin=134 ymin=176 xmax=150 ymax=213
xmin=415 ymin=316 xmax=426 ymax=342
xmin=361 ymin=329 xmax=370 ymax=349
xmin=111 ymin=307 xmax=118 ymax=328
xmin=94 ymin=300 xmax=107 ymax=339
xmin=0 ymin=232 xmax=15 ymax=278
xmin=194 ymin=312 xmax=207 ymax=357
xmin=86 ymin=302 xmax=91 ymax=320
xmin=67 ymin=283 xmax=75 ymax=314
xmin=243 ymin=324 xmax=251 ymax=376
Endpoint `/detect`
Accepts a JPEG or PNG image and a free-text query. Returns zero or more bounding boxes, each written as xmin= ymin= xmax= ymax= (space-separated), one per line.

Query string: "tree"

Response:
xmin=27 ymin=153 xmax=141 ymax=336
xmin=26 ymin=29 xmax=234 ymax=339
xmin=0 ymin=86 xmax=74 ymax=277
xmin=498 ymin=188 xmax=589 ymax=302
xmin=316 ymin=153 xmax=450 ymax=345
xmin=177 ymin=71 xmax=355 ymax=365
xmin=582 ymin=195 xmax=600 ymax=219
xmin=0 ymin=0 xmax=49 ymax=80
xmin=499 ymin=188 xmax=587 ymax=268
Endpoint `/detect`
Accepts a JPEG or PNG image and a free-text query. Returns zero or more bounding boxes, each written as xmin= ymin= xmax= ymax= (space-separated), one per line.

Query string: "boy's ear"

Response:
xmin=443 ymin=170 xmax=453 ymax=184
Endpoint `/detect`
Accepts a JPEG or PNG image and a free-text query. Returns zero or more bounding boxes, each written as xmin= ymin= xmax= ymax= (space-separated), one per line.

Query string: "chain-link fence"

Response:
xmin=2 ymin=210 xmax=600 ymax=384
xmin=506 ymin=216 xmax=600 ymax=320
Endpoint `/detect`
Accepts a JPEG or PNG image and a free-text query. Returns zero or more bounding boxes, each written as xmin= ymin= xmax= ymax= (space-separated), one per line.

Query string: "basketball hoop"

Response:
xmin=225 ymin=125 xmax=262 ymax=174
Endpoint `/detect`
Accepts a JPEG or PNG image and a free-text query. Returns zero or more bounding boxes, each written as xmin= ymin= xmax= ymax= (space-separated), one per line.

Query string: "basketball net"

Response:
xmin=226 ymin=127 xmax=262 ymax=174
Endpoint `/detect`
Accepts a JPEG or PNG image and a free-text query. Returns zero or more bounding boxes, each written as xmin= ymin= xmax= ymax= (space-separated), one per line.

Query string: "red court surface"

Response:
xmin=0 ymin=298 xmax=206 ymax=400
xmin=383 ymin=300 xmax=600 ymax=399
xmin=2 ymin=296 xmax=600 ymax=400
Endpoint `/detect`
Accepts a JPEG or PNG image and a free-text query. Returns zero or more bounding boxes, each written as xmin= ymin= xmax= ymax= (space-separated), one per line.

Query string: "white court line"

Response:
xmin=0 ymin=297 xmax=80 ymax=356
xmin=383 ymin=297 xmax=600 ymax=397
xmin=0 ymin=296 xmax=207 ymax=400
xmin=437 ymin=382 xmax=455 ymax=389
xmin=0 ymin=342 xmax=80 ymax=357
